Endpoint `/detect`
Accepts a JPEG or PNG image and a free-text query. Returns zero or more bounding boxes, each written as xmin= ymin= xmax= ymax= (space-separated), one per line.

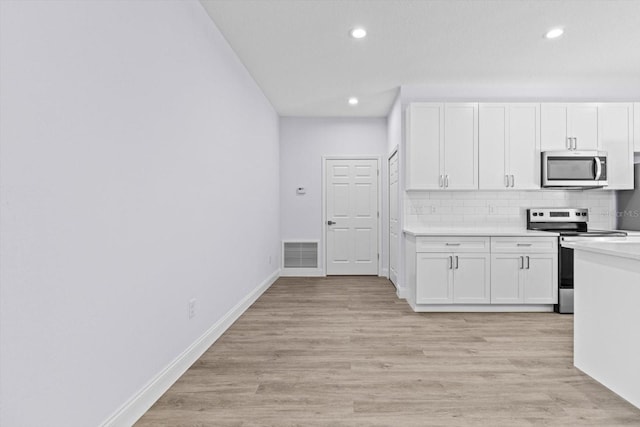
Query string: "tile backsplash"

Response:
xmin=405 ymin=190 xmax=616 ymax=230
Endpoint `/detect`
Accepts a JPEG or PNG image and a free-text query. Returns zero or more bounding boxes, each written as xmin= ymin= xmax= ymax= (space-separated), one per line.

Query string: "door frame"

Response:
xmin=388 ymin=147 xmax=399 ymax=286
xmin=321 ymin=155 xmax=382 ymax=277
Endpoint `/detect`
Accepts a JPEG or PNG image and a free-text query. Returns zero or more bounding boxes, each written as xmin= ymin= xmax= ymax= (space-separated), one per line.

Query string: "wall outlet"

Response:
xmin=188 ymin=298 xmax=196 ymax=320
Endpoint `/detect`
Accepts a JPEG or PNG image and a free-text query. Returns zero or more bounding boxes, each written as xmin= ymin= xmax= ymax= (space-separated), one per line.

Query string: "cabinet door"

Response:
xmin=541 ymin=104 xmax=570 ymax=150
xmin=444 ymin=103 xmax=478 ymax=190
xmin=508 ymin=104 xmax=541 ymax=189
xmin=416 ymin=253 xmax=453 ymax=304
xmin=523 ymin=254 xmax=558 ymax=304
xmin=570 ymin=104 xmax=599 ymax=150
xmin=479 ymin=104 xmax=508 ymax=189
xmin=541 ymin=103 xmax=599 ymax=151
xmin=406 ymin=103 xmax=443 ymax=190
xmin=490 ymin=254 xmax=523 ymax=303
xmin=599 ymin=103 xmax=634 ymax=190
xmin=452 ymin=253 xmax=490 ymax=303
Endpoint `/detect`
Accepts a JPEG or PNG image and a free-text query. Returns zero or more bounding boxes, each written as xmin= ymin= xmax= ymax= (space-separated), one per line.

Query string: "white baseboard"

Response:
xmin=396 ymin=286 xmax=407 ymax=300
xmin=380 ymin=268 xmax=389 ymax=278
xmin=100 ymin=269 xmax=281 ymax=427
xmin=409 ymin=303 xmax=553 ymax=313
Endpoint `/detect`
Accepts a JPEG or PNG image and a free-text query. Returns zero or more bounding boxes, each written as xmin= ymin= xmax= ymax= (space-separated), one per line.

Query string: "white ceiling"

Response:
xmin=199 ymin=0 xmax=640 ymax=117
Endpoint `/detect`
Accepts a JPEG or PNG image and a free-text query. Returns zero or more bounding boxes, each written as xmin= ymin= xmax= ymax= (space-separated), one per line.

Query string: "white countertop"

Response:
xmin=615 ymin=229 xmax=640 ymax=237
xmin=403 ymin=227 xmax=559 ymax=237
xmin=563 ymin=241 xmax=640 ymax=261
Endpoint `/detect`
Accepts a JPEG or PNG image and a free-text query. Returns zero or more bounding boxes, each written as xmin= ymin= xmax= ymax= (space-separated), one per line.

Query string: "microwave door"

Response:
xmin=548 ymin=158 xmax=596 ymax=179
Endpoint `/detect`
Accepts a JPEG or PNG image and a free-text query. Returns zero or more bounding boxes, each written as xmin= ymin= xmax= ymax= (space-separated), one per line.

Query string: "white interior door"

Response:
xmin=389 ymin=151 xmax=399 ymax=285
xmin=326 ymin=158 xmax=379 ymax=275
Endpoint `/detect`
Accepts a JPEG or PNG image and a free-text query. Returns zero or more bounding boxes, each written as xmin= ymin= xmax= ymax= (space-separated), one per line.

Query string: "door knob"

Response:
xmin=327 ymin=220 xmax=336 ymax=225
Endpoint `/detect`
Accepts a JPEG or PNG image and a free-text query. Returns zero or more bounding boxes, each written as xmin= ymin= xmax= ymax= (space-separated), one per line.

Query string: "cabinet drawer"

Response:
xmin=416 ymin=236 xmax=490 ymax=253
xmin=491 ymin=237 xmax=557 ymax=253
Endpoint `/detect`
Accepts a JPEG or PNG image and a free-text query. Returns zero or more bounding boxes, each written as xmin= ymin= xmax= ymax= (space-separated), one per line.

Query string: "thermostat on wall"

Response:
xmin=296 ymin=187 xmax=306 ymax=195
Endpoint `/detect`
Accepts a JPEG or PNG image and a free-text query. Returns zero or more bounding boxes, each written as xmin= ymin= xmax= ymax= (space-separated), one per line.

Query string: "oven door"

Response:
xmin=557 ymin=245 xmax=574 ymax=313
xmin=542 ymin=151 xmax=607 ymax=187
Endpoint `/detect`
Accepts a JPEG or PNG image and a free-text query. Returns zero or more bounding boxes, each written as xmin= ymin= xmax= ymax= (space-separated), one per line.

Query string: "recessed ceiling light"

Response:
xmin=545 ymin=27 xmax=564 ymax=39
xmin=350 ymin=27 xmax=367 ymax=39
xmin=348 ymin=97 xmax=359 ymax=106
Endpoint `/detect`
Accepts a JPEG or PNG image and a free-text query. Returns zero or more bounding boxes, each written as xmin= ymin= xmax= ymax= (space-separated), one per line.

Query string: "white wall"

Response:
xmin=0 ymin=1 xmax=279 ymax=426
xmin=279 ymin=117 xmax=387 ymax=274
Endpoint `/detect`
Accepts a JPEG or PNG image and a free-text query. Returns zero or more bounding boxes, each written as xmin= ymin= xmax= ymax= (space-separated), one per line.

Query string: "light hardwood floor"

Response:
xmin=136 ymin=276 xmax=640 ymax=426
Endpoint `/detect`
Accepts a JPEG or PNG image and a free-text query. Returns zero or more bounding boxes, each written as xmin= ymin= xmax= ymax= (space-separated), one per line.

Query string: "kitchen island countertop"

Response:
xmin=562 ymin=241 xmax=640 ymax=261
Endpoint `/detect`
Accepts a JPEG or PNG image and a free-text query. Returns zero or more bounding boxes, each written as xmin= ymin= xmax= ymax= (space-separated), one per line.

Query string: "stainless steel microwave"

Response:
xmin=541 ymin=150 xmax=608 ymax=188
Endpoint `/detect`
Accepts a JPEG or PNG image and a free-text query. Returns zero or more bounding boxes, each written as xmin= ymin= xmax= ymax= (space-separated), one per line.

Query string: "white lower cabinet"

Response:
xmin=490 ymin=253 xmax=558 ymax=304
xmin=415 ymin=237 xmax=490 ymax=304
xmin=416 ymin=253 xmax=490 ymax=304
xmin=490 ymin=237 xmax=558 ymax=304
xmin=409 ymin=235 xmax=558 ymax=310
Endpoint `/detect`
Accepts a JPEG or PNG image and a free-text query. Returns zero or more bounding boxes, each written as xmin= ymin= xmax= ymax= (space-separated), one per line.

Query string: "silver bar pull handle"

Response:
xmin=567 ymin=137 xmax=572 ymax=150
xmin=449 ymin=256 xmax=453 ymax=269
xmin=526 ymin=256 xmax=530 ymax=269
xmin=517 ymin=243 xmax=532 ymax=247
xmin=510 ymin=175 xmax=515 ymax=188
xmin=594 ymin=157 xmax=602 ymax=180
xmin=519 ymin=256 xmax=524 ymax=269
xmin=439 ymin=175 xmax=443 ymax=188
xmin=455 ymin=256 xmax=459 ymax=269
xmin=445 ymin=175 xmax=449 ymax=188
xmin=445 ymin=243 xmax=461 ymax=246
xmin=505 ymin=174 xmax=509 ymax=187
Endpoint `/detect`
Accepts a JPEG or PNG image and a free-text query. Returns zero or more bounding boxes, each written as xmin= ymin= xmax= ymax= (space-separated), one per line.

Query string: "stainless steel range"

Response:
xmin=526 ymin=208 xmax=627 ymax=314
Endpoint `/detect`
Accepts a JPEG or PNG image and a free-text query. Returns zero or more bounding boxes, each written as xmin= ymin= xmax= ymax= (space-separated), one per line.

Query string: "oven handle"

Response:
xmin=594 ymin=157 xmax=602 ymax=180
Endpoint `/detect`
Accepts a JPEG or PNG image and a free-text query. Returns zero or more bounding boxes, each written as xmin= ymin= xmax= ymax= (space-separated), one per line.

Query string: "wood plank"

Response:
xmin=136 ymin=276 xmax=640 ymax=426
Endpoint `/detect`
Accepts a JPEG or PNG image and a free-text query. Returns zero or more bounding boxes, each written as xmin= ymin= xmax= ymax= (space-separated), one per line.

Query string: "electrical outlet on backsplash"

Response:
xmin=404 ymin=190 xmax=616 ymax=230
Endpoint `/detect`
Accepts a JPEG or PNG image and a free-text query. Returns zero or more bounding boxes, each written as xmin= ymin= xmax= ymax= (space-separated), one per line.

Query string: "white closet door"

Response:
xmin=326 ymin=158 xmax=378 ymax=275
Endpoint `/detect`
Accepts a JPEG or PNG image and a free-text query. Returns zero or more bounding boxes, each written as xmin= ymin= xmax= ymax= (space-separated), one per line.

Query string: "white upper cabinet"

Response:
xmin=443 ymin=104 xmax=479 ymax=190
xmin=541 ymin=103 xmax=599 ymax=151
xmin=406 ymin=103 xmax=443 ymax=190
xmin=406 ymin=103 xmax=478 ymax=190
xmin=479 ymin=103 xmax=540 ymax=190
xmin=598 ymin=103 xmax=634 ymax=190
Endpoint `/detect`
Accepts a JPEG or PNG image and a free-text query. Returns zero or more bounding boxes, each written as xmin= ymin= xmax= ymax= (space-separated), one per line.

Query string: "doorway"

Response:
xmin=324 ymin=157 xmax=380 ymax=275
